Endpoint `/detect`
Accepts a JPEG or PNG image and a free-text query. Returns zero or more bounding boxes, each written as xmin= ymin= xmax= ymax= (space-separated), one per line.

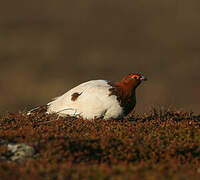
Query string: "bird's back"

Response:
xmin=47 ymin=80 xmax=123 ymax=119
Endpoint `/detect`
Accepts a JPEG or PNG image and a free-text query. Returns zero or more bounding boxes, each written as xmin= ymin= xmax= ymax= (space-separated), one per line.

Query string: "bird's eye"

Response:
xmin=134 ymin=76 xmax=138 ymax=79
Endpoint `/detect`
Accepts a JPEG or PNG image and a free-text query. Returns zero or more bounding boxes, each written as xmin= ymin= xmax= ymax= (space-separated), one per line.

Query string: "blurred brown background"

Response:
xmin=0 ymin=0 xmax=200 ymax=114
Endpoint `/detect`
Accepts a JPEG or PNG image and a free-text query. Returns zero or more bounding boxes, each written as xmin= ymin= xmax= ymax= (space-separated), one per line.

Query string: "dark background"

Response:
xmin=0 ymin=0 xmax=200 ymax=114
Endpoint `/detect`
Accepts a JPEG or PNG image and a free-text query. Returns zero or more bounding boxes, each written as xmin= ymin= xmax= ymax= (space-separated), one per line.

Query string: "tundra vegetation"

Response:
xmin=0 ymin=108 xmax=200 ymax=180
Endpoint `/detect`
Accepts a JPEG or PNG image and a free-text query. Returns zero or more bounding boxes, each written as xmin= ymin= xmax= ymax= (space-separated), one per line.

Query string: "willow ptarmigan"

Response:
xmin=28 ymin=73 xmax=147 ymax=120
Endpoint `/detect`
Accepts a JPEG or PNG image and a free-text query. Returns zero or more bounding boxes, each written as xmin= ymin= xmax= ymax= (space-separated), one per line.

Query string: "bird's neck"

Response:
xmin=114 ymin=81 xmax=136 ymax=98
xmin=109 ymin=81 xmax=136 ymax=116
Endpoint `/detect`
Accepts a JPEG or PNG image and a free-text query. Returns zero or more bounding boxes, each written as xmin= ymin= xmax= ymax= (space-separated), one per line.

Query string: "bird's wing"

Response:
xmin=47 ymin=80 xmax=112 ymax=113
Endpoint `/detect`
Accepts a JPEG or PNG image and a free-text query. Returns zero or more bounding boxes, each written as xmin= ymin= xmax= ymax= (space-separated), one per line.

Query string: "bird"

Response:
xmin=28 ymin=73 xmax=147 ymax=120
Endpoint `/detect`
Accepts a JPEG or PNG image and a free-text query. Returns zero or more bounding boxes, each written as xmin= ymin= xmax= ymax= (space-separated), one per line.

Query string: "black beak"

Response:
xmin=140 ymin=75 xmax=147 ymax=81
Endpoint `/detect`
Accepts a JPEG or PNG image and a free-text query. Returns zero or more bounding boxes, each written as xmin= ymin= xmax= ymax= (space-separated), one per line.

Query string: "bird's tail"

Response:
xmin=27 ymin=105 xmax=48 ymax=115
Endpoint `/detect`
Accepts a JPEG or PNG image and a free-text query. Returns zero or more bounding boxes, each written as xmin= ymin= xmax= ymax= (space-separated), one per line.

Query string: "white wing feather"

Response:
xmin=47 ymin=80 xmax=123 ymax=120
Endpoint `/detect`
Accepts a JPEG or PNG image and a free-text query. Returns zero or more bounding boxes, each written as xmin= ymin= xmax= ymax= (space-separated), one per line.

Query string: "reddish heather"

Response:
xmin=0 ymin=108 xmax=200 ymax=179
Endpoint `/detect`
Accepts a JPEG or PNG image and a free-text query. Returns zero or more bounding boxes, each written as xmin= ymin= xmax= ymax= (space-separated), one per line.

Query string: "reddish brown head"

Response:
xmin=119 ymin=73 xmax=147 ymax=91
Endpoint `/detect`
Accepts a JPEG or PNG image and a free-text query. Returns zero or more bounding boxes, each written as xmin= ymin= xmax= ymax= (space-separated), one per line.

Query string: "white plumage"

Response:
xmin=47 ymin=80 xmax=123 ymax=120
